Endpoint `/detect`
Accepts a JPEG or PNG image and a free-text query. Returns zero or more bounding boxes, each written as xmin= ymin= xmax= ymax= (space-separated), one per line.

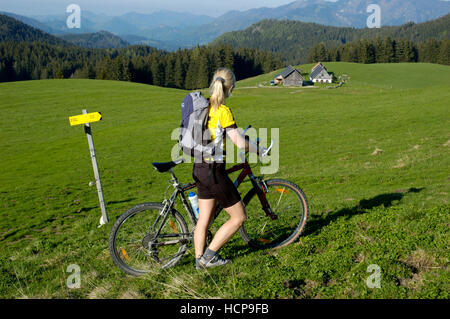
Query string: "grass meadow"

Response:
xmin=0 ymin=62 xmax=449 ymax=298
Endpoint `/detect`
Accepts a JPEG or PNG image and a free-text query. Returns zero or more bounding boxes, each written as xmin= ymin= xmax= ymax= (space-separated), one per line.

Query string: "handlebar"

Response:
xmin=239 ymin=125 xmax=274 ymax=162
xmin=266 ymin=139 xmax=274 ymax=154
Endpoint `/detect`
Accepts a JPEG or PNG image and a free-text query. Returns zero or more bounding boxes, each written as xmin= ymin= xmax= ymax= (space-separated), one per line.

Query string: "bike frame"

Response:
xmin=149 ymin=157 xmax=278 ymax=245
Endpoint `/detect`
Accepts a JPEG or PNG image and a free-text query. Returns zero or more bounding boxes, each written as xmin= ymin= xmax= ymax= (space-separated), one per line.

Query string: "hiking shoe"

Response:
xmin=196 ymin=254 xmax=232 ymax=269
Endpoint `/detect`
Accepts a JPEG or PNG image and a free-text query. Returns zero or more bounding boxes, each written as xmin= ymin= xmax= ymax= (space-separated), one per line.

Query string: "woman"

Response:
xmin=193 ymin=67 xmax=268 ymax=269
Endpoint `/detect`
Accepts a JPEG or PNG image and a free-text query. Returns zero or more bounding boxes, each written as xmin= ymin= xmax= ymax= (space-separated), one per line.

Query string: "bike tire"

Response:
xmin=239 ymin=179 xmax=308 ymax=249
xmin=109 ymin=202 xmax=189 ymax=277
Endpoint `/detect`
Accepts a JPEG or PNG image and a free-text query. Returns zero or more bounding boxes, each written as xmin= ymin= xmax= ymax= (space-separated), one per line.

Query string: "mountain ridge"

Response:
xmin=3 ymin=1 xmax=449 ymax=50
xmin=59 ymin=30 xmax=130 ymax=49
xmin=212 ymin=14 xmax=450 ymax=64
xmin=0 ymin=14 xmax=69 ymax=46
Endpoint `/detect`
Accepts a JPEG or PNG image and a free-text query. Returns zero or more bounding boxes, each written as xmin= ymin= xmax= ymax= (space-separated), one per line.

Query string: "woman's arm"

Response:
xmin=226 ymin=128 xmax=266 ymax=155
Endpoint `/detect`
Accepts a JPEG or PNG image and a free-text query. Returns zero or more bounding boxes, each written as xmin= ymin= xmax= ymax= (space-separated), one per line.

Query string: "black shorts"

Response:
xmin=192 ymin=162 xmax=241 ymax=209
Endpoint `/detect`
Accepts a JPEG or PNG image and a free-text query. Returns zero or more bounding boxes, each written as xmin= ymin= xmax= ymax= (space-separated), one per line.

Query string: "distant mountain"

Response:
xmin=119 ymin=10 xmax=214 ymax=29
xmin=119 ymin=34 xmax=149 ymax=44
xmin=212 ymin=14 xmax=450 ymax=64
xmin=59 ymin=31 xmax=130 ymax=49
xmin=29 ymin=12 xmax=99 ymax=34
xmin=0 ymin=14 xmax=69 ymax=46
xmin=0 ymin=11 xmax=57 ymax=34
xmin=95 ymin=16 xmax=140 ymax=36
xmin=253 ymin=0 xmax=450 ymax=27
xmin=219 ymin=0 xmax=450 ymax=28
xmin=127 ymin=0 xmax=450 ymax=49
xmin=4 ymin=1 xmax=450 ymax=50
xmin=29 ymin=10 xmax=215 ymax=36
xmin=119 ymin=34 xmax=185 ymax=51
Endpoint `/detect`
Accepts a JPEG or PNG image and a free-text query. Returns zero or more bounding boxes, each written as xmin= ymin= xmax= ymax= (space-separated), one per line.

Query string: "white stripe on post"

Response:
xmin=82 ymin=109 xmax=108 ymax=226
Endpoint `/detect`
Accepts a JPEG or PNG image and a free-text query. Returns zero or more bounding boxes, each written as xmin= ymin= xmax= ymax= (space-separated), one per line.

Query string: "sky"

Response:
xmin=0 ymin=0 xmax=300 ymax=17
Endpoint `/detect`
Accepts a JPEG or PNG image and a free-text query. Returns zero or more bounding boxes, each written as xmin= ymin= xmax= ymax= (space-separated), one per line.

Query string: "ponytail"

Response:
xmin=209 ymin=78 xmax=225 ymax=111
xmin=209 ymin=68 xmax=236 ymax=111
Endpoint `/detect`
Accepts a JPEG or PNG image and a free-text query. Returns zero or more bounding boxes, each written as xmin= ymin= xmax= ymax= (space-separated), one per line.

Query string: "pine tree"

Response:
xmin=317 ymin=43 xmax=328 ymax=62
xmin=41 ymin=68 xmax=49 ymax=80
xmin=396 ymin=40 xmax=406 ymax=62
xmin=358 ymin=40 xmax=375 ymax=64
xmin=173 ymin=54 xmax=185 ymax=89
xmin=330 ymin=47 xmax=341 ymax=62
xmin=164 ymin=53 xmax=176 ymax=88
xmin=196 ymin=51 xmax=209 ymax=89
xmin=150 ymin=55 xmax=165 ymax=86
xmin=97 ymin=57 xmax=110 ymax=80
xmin=56 ymin=67 xmax=64 ymax=79
xmin=212 ymin=48 xmax=223 ymax=71
xmin=374 ymin=37 xmax=384 ymax=63
xmin=223 ymin=45 xmax=234 ymax=71
xmin=438 ymin=39 xmax=450 ymax=65
xmin=184 ymin=52 xmax=198 ymax=90
xmin=307 ymin=43 xmax=329 ymax=63
xmin=402 ymin=40 xmax=417 ymax=62
xmin=347 ymin=43 xmax=359 ymax=63
xmin=86 ymin=63 xmax=96 ymax=79
xmin=384 ymin=37 xmax=396 ymax=63
xmin=421 ymin=39 xmax=440 ymax=63
xmin=340 ymin=45 xmax=350 ymax=62
xmin=0 ymin=57 xmax=15 ymax=81
xmin=0 ymin=60 xmax=6 ymax=82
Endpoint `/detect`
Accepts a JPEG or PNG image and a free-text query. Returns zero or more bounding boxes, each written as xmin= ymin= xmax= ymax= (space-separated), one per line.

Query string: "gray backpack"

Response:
xmin=179 ymin=92 xmax=215 ymax=160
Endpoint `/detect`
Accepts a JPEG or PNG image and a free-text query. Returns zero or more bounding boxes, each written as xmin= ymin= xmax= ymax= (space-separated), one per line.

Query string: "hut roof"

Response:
xmin=312 ymin=62 xmax=324 ymax=71
xmin=310 ymin=63 xmax=331 ymax=79
xmin=274 ymin=65 xmax=301 ymax=79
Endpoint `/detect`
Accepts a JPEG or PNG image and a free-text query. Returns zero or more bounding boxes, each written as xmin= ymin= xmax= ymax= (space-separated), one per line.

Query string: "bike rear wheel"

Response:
xmin=239 ymin=179 xmax=308 ymax=249
xmin=109 ymin=202 xmax=189 ymax=277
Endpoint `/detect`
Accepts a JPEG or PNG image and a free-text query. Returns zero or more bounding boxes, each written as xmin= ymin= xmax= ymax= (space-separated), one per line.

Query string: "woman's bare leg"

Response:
xmin=207 ymin=201 xmax=246 ymax=252
xmin=194 ymin=199 xmax=216 ymax=258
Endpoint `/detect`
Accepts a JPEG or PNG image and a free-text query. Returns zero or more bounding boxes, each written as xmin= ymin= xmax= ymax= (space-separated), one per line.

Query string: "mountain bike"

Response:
xmin=109 ymin=126 xmax=309 ymax=276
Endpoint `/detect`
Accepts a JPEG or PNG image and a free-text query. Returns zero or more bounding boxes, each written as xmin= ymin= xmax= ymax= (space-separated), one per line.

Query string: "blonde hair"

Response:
xmin=209 ymin=68 xmax=236 ymax=111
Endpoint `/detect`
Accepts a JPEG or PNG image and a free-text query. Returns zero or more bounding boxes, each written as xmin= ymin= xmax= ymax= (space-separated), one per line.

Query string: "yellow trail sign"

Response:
xmin=69 ymin=112 xmax=102 ymax=126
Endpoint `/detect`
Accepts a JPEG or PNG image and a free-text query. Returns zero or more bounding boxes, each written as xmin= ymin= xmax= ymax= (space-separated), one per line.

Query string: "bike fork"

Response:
xmin=251 ymin=176 xmax=278 ymax=220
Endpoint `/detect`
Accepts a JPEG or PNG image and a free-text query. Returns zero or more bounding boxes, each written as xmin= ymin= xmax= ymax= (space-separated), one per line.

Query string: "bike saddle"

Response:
xmin=152 ymin=159 xmax=184 ymax=173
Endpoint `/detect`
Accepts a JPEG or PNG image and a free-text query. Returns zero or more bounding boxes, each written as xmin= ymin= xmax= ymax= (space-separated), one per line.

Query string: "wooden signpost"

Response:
xmin=69 ymin=110 xmax=109 ymax=227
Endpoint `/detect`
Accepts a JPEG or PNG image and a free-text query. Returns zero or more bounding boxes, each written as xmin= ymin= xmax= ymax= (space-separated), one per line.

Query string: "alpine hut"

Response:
xmin=310 ymin=62 xmax=333 ymax=84
xmin=273 ymin=65 xmax=303 ymax=86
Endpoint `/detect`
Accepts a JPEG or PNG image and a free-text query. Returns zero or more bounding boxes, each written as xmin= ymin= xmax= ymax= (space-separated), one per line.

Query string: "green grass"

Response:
xmin=0 ymin=62 xmax=449 ymax=299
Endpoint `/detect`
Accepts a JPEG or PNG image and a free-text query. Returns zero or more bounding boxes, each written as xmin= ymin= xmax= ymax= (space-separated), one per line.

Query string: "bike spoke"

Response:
xmin=110 ymin=203 xmax=190 ymax=275
xmin=274 ymin=187 xmax=285 ymax=211
xmin=241 ymin=180 xmax=307 ymax=248
xmin=258 ymin=221 xmax=268 ymax=235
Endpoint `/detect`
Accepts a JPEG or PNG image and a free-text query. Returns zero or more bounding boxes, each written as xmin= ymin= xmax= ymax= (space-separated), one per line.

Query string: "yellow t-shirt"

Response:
xmin=207 ymin=104 xmax=236 ymax=141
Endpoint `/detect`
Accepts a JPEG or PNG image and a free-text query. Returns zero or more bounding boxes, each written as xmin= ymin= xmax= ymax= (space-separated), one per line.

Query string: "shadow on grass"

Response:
xmin=70 ymin=198 xmax=137 ymax=214
xmin=107 ymin=198 xmax=136 ymax=205
xmin=182 ymin=188 xmax=425 ymax=261
xmin=71 ymin=206 xmax=98 ymax=214
xmin=303 ymin=187 xmax=424 ymax=237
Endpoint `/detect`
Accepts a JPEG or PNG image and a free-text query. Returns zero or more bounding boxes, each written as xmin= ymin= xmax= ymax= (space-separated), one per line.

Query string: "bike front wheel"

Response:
xmin=109 ymin=202 xmax=189 ymax=277
xmin=239 ymin=179 xmax=308 ymax=249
